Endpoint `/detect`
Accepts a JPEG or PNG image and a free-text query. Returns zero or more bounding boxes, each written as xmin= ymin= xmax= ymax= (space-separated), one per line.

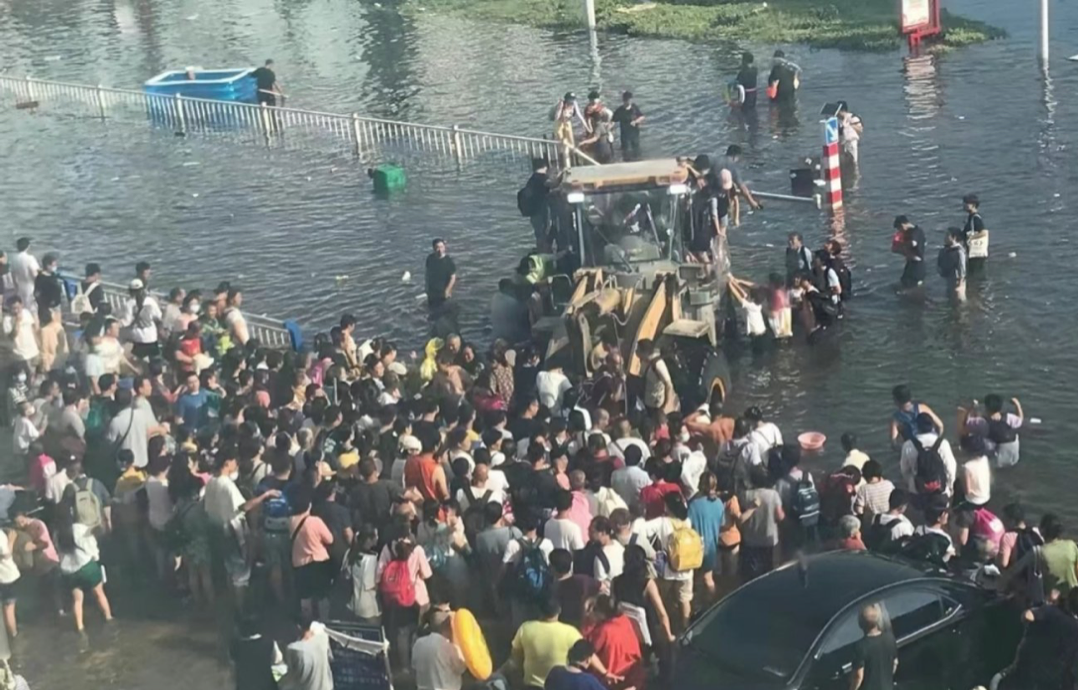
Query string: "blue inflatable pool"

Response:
xmin=143 ymin=67 xmax=257 ymax=103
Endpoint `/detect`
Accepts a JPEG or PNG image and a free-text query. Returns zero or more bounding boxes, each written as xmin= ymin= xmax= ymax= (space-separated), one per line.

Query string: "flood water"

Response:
xmin=1 ymin=0 xmax=1077 ymax=682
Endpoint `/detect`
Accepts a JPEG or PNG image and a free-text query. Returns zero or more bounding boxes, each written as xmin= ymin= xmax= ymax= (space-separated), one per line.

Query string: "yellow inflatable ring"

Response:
xmin=451 ymin=608 xmax=492 ymax=680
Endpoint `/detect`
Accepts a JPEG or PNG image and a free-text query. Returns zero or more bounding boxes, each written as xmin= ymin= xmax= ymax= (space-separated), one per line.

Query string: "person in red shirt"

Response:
xmin=404 ymin=428 xmax=450 ymax=520
xmin=586 ymin=594 xmax=646 ymax=690
xmin=173 ymin=320 xmax=204 ymax=376
xmin=639 ymin=459 xmax=683 ymax=520
xmin=835 ymin=515 xmax=867 ymax=551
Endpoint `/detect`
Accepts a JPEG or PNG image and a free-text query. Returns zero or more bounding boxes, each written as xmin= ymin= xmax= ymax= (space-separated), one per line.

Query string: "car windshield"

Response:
xmin=577 ymin=187 xmax=681 ymax=268
xmin=682 ymin=587 xmax=817 ymax=682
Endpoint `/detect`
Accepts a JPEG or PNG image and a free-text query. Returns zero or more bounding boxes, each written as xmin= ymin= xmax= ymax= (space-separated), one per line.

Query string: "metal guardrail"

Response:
xmin=57 ymin=272 xmax=300 ymax=351
xmin=0 ymin=74 xmax=596 ymax=166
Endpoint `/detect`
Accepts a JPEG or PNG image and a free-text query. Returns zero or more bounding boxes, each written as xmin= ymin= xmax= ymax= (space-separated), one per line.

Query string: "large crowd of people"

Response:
xmin=0 ymin=232 xmax=1072 ymax=690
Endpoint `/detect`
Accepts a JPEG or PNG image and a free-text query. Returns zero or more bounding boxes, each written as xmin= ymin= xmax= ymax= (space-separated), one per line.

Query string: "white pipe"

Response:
xmin=753 ymin=190 xmax=817 ymax=203
xmin=1041 ymin=0 xmax=1049 ymax=65
xmin=585 ymin=0 xmax=596 ymax=30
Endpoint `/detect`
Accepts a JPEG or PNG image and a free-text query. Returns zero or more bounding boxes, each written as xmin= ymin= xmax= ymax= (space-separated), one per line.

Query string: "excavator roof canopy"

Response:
xmin=561 ymin=159 xmax=690 ymax=193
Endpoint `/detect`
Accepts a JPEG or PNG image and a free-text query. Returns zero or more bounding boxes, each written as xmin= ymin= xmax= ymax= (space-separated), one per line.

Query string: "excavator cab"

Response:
xmin=513 ymin=159 xmax=732 ymax=408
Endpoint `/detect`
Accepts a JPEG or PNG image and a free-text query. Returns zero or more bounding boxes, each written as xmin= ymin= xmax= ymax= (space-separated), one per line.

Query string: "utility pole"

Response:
xmin=585 ymin=0 xmax=596 ymax=30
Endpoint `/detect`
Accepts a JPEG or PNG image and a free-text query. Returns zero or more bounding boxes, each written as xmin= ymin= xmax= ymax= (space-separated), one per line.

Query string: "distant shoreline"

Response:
xmin=406 ymin=0 xmax=1005 ymax=52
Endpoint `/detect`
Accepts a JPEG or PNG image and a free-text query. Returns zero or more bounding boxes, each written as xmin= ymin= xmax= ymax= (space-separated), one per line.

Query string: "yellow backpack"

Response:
xmin=667 ymin=519 xmax=704 ymax=572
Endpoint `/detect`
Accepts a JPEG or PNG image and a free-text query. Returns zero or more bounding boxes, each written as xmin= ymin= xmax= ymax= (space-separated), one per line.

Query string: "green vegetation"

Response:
xmin=410 ymin=0 xmax=1005 ymax=52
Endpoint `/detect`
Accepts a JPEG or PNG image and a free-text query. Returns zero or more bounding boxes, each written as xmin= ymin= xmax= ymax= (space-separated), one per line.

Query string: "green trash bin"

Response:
xmin=370 ymin=164 xmax=406 ymax=194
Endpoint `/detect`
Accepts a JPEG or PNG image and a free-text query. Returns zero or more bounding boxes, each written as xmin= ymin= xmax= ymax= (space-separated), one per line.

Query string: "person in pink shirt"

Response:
xmin=566 ymin=470 xmax=594 ymax=537
xmin=13 ymin=506 xmax=61 ymax=615
xmin=289 ymin=491 xmax=334 ymax=620
xmin=27 ymin=442 xmax=56 ymax=496
xmin=377 ymin=530 xmax=434 ymax=670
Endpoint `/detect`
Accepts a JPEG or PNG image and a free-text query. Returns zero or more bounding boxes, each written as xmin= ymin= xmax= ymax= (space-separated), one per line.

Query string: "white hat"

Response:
xmin=399 ymin=434 xmax=422 ymax=453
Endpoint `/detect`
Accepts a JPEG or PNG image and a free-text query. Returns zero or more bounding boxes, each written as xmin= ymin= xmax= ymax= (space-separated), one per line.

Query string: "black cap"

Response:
xmin=962 ymin=193 xmax=979 ymax=205
xmin=563 ymin=92 xmax=576 ymax=101
xmin=622 ymin=90 xmax=633 ymax=100
xmin=726 ymin=144 xmax=742 ymax=157
xmin=693 ymin=154 xmax=712 ymax=172
xmin=588 ymin=89 xmax=600 ymax=100
xmin=893 ymin=215 xmax=909 ymax=229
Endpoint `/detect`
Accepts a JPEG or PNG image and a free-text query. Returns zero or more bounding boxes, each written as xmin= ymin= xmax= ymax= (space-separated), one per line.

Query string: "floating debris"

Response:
xmin=401 ymin=271 xmax=412 ymax=283
xmin=182 ymin=161 xmax=200 ymax=167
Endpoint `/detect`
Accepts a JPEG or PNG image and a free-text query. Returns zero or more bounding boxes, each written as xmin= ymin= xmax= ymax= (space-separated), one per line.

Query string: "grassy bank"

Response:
xmin=409 ymin=0 xmax=1005 ymax=52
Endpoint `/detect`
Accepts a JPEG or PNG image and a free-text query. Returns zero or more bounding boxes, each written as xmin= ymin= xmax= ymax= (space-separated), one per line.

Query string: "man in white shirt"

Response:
xmin=912 ymin=503 xmax=956 ymax=562
xmin=899 ymin=413 xmax=957 ymax=498
xmin=873 ymin=488 xmax=915 ymax=542
xmin=960 ymin=435 xmax=992 ymax=506
xmin=544 ymin=492 xmax=585 ymax=551
xmin=745 ymin=406 xmax=783 ymax=460
xmin=2 ymin=298 xmax=39 ymax=366
xmin=8 ymin=238 xmax=39 ymax=313
xmin=412 ymin=608 xmax=467 ymax=690
xmin=203 ymin=448 xmax=279 ymax=604
xmin=590 ymin=516 xmax=625 ymax=585
xmin=610 ymin=445 xmax=650 ymax=513
xmin=456 ymin=463 xmax=506 ymax=513
xmin=122 ymin=279 xmax=163 ymax=358
xmin=536 ymin=363 xmax=572 ymax=413
xmin=106 ymin=387 xmax=167 ymax=469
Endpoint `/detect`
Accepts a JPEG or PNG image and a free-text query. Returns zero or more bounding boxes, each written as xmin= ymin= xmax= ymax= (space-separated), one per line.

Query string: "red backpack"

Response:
xmin=379 ymin=558 xmax=416 ymax=608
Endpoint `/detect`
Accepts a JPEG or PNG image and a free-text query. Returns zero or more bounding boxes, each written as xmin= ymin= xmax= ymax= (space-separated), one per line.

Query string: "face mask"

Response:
xmin=229 ymin=471 xmax=239 ymax=481
xmin=187 ymin=302 xmax=200 ymax=314
xmin=15 ymin=373 xmax=26 ymax=384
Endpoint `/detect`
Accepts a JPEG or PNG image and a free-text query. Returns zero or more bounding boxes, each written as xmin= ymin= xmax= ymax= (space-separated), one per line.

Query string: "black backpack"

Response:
xmin=901 ymin=531 xmax=952 ymax=568
xmin=461 ymin=487 xmax=493 ymax=544
xmin=864 ymin=514 xmax=907 ymax=554
xmin=790 ymin=474 xmax=820 ymax=527
xmin=1011 ymin=527 xmax=1045 ymax=567
xmin=912 ymin=436 xmax=948 ymax=495
xmin=987 ymin=417 xmax=1018 ymax=445
xmin=572 ymin=542 xmax=610 ymax=579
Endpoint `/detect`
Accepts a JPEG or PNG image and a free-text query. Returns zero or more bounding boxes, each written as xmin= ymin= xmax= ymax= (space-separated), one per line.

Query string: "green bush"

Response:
xmin=405 ymin=0 xmax=1005 ymax=51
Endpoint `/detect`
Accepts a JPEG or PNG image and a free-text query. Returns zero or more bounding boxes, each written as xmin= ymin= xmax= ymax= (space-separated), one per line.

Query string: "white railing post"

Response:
xmin=563 ymin=142 xmax=573 ymax=170
xmin=260 ymin=101 xmax=272 ymax=133
xmin=451 ymin=124 xmax=463 ymax=162
xmin=25 ymin=76 xmax=35 ymax=103
xmin=95 ymin=84 xmax=106 ymax=119
xmin=1041 ymin=0 xmax=1049 ymax=65
xmin=352 ymin=113 xmax=362 ymax=156
xmin=174 ymin=93 xmax=185 ymax=133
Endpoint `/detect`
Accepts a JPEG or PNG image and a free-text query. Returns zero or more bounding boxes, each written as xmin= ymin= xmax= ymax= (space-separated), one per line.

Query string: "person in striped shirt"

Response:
xmin=854 ymin=460 xmax=895 ymax=523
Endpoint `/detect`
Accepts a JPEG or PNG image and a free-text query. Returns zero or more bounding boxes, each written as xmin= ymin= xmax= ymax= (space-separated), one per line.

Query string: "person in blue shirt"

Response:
xmin=688 ymin=471 xmax=726 ymax=605
xmin=544 ymin=640 xmax=607 ymax=690
xmin=175 ymin=371 xmax=210 ymax=430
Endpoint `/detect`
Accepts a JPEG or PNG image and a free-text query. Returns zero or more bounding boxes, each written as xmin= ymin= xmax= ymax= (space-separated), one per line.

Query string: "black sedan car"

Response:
xmin=675 ymin=551 xmax=1023 ymax=690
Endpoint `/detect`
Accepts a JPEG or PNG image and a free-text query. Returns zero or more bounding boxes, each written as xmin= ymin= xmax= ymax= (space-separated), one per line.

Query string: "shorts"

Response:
xmin=131 ymin=341 xmax=160 ymax=359
xmin=294 ymin=560 xmax=334 ymax=601
xmin=63 ymin=560 xmax=103 ymax=592
xmin=261 ymin=531 xmax=291 ymax=570
xmin=0 ymin=580 xmax=17 ymax=604
xmin=658 ymin=577 xmax=693 ymax=604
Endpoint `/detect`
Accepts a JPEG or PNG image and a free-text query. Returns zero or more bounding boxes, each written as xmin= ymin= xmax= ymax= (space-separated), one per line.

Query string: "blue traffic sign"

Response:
xmin=824 ymin=116 xmax=839 ymax=145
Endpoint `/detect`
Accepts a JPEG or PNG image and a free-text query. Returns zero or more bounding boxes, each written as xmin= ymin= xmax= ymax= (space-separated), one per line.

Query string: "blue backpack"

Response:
xmin=262 ymin=485 xmax=293 ymax=533
xmin=510 ymin=539 xmax=551 ymax=602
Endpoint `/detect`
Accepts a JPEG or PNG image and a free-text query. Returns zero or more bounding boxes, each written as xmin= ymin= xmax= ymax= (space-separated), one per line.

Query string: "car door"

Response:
xmin=801 ymin=609 xmax=863 ymax=690
xmin=883 ymin=588 xmax=963 ymax=690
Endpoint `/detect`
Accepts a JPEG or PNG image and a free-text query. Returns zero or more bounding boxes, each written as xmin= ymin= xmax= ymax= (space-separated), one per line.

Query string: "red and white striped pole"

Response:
xmin=821 ymin=116 xmax=843 ymax=211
